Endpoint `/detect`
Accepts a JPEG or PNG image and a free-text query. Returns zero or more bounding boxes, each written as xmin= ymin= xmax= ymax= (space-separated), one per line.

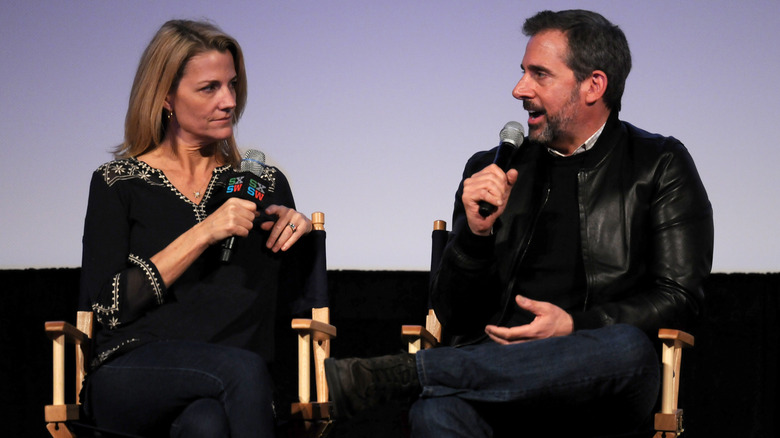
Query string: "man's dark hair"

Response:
xmin=523 ymin=9 xmax=631 ymax=112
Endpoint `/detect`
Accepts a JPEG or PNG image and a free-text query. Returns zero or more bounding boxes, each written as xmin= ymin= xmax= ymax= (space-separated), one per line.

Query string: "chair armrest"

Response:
xmin=658 ymin=328 xmax=694 ymax=347
xmin=402 ymin=325 xmax=439 ymax=353
xmin=45 ymin=321 xmax=90 ymax=344
xmin=291 ymin=318 xmax=337 ymax=341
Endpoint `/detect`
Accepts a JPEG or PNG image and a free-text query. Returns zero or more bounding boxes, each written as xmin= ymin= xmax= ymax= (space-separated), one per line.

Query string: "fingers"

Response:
xmin=484 ymin=295 xmax=573 ymax=343
xmin=485 ymin=324 xmax=535 ymax=344
xmin=260 ymin=205 xmax=313 ymax=252
xmin=513 ymin=295 xmax=575 ymax=338
xmin=463 ymin=164 xmax=515 ymax=235
xmin=514 ymin=294 xmax=539 ymax=314
xmin=204 ymin=198 xmax=258 ymax=244
xmin=485 ymin=325 xmax=517 ymax=344
xmin=206 ymin=201 xmax=313 ymax=253
xmin=464 ymin=165 xmax=509 ymax=207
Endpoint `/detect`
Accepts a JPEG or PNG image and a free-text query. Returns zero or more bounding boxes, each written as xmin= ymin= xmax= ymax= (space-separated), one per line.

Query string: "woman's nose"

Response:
xmin=220 ymin=87 xmax=236 ymax=110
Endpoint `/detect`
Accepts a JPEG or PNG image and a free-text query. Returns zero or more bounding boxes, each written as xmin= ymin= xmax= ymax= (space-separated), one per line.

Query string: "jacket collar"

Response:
xmin=578 ymin=111 xmax=625 ymax=170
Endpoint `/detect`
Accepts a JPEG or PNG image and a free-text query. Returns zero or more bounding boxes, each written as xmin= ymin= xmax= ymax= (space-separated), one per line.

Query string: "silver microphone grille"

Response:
xmin=499 ymin=121 xmax=525 ymax=148
xmin=240 ymin=149 xmax=266 ymax=174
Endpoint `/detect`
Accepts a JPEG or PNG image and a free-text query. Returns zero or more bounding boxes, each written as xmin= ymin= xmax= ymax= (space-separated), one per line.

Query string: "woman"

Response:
xmin=80 ymin=19 xmax=312 ymax=437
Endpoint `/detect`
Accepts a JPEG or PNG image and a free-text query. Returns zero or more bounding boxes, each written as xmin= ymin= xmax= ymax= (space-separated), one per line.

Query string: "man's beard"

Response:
xmin=525 ymin=87 xmax=580 ymax=147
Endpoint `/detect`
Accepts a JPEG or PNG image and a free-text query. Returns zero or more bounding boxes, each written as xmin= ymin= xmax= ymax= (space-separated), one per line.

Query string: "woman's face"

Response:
xmin=165 ymin=50 xmax=238 ymax=147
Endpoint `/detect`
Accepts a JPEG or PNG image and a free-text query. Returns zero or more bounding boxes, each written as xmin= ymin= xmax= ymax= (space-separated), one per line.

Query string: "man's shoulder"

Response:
xmin=466 ymin=147 xmax=499 ymax=164
xmin=615 ymin=121 xmax=702 ymax=180
xmin=621 ymin=121 xmax=685 ymax=151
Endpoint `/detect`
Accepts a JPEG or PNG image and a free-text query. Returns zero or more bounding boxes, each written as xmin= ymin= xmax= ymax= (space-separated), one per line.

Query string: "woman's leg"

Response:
xmin=170 ymin=398 xmax=229 ymax=438
xmin=83 ymin=340 xmax=274 ymax=437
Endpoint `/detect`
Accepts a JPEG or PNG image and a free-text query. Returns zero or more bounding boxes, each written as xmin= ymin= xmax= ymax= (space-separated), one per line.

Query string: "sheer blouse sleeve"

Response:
xmin=80 ymin=167 xmax=167 ymax=330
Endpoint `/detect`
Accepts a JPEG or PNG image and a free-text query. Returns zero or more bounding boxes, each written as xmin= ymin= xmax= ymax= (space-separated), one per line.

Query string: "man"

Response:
xmin=325 ymin=9 xmax=713 ymax=436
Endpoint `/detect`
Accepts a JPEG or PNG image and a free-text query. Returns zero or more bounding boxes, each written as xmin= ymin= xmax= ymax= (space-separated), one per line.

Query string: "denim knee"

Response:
xmin=214 ymin=348 xmax=275 ymax=435
xmin=608 ymin=324 xmax=660 ymax=371
xmin=170 ymin=398 xmax=228 ymax=438
xmin=220 ymin=349 xmax=273 ymax=403
xmin=409 ymin=397 xmax=491 ymax=438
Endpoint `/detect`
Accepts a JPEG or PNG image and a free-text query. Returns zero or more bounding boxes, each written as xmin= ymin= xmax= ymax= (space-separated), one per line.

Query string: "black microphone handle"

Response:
xmin=216 ymin=159 xmax=265 ymax=263
xmin=220 ymin=236 xmax=237 ymax=263
xmin=477 ymin=200 xmax=497 ymax=218
xmin=477 ymin=142 xmax=517 ymax=218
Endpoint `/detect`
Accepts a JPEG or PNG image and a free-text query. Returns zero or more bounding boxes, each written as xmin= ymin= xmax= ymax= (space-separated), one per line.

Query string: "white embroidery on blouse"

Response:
xmin=95 ymin=338 xmax=140 ymax=365
xmin=101 ymin=159 xmax=166 ymax=188
xmin=259 ymin=166 xmax=278 ymax=192
xmin=100 ymin=158 xmax=234 ymax=223
xmin=129 ymin=253 xmax=164 ymax=305
xmin=92 ymin=274 xmax=121 ymax=329
xmin=91 ymin=253 xmax=164 ymax=329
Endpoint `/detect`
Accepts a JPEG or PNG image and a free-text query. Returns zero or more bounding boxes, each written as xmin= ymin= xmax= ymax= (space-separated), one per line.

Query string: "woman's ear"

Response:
xmin=163 ymin=92 xmax=175 ymax=112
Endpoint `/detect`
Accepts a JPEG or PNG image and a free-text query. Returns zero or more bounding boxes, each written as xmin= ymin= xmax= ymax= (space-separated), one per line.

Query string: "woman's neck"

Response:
xmin=141 ymin=140 xmax=222 ymax=174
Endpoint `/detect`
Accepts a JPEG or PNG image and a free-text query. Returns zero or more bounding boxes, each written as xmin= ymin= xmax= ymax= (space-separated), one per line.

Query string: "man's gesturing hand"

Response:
xmin=485 ymin=295 xmax=574 ymax=344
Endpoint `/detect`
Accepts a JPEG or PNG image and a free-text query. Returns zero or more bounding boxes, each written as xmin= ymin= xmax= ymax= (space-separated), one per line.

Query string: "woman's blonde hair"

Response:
xmin=115 ymin=19 xmax=247 ymax=167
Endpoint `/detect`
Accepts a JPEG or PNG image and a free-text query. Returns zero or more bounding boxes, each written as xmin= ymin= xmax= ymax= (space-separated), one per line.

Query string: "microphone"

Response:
xmin=477 ymin=121 xmax=525 ymax=218
xmin=220 ymin=149 xmax=267 ymax=263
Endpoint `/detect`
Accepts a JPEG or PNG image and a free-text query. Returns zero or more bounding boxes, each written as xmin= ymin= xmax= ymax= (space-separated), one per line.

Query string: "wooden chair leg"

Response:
xmin=46 ymin=422 xmax=76 ymax=438
xmin=654 ymin=329 xmax=694 ymax=438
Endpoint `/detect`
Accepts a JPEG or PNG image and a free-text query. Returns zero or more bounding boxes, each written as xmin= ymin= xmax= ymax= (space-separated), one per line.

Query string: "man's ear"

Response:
xmin=583 ymin=70 xmax=608 ymax=105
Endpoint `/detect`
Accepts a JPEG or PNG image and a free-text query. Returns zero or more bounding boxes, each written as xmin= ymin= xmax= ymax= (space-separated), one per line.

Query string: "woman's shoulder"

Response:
xmin=93 ymin=157 xmax=159 ymax=188
xmin=94 ymin=157 xmax=135 ymax=171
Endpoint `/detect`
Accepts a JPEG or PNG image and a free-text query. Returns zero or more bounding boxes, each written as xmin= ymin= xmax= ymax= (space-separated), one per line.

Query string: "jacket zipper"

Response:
xmin=499 ymin=183 xmax=552 ymax=324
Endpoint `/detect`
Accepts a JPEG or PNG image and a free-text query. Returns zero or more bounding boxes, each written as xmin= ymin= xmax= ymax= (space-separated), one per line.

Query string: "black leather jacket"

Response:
xmin=432 ymin=114 xmax=714 ymax=345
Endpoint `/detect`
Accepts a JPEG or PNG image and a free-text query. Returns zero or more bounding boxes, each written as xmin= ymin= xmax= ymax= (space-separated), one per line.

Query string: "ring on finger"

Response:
xmin=288 ymin=222 xmax=296 ymax=232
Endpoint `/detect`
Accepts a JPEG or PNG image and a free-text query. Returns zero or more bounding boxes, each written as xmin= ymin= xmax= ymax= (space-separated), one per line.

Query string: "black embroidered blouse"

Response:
xmin=80 ymin=158 xmax=299 ymax=368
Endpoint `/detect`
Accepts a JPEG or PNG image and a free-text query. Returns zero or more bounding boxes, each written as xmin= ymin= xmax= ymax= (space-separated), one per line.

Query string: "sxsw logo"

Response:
xmin=226 ymin=176 xmax=266 ymax=201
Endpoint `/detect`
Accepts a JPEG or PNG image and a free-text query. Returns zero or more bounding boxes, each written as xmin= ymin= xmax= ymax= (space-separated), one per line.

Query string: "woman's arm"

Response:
xmin=150 ymin=197 xmax=259 ymax=286
xmin=80 ymin=170 xmax=165 ymax=329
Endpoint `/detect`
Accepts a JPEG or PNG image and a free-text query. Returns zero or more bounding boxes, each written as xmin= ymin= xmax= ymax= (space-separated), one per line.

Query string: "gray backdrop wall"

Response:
xmin=2 ymin=0 xmax=778 ymax=272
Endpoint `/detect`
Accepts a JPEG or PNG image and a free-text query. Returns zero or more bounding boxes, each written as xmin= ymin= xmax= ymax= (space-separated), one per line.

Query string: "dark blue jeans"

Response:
xmin=82 ymin=340 xmax=274 ymax=437
xmin=410 ymin=324 xmax=660 ymax=437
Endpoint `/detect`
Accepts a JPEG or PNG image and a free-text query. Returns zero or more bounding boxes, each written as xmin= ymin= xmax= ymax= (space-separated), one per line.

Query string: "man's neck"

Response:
xmin=548 ymin=112 xmax=611 ymax=156
xmin=548 ymin=122 xmax=606 ymax=157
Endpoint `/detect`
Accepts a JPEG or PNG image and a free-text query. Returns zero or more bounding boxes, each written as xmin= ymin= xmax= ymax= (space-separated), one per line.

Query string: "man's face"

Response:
xmin=512 ymin=30 xmax=584 ymax=150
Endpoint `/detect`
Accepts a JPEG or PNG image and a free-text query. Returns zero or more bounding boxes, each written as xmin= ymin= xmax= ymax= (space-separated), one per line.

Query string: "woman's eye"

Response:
xmin=201 ymin=83 xmax=217 ymax=92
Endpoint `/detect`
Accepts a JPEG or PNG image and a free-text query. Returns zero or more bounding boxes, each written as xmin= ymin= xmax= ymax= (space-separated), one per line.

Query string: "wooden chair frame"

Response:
xmin=45 ymin=311 xmax=92 ymax=438
xmin=290 ymin=306 xmax=336 ymax=436
xmin=653 ymin=329 xmax=694 ymax=438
